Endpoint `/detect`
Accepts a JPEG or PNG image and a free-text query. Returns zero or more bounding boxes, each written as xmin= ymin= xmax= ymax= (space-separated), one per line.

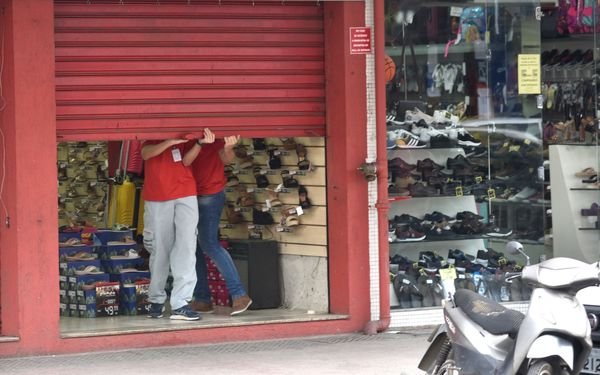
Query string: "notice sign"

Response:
xmin=517 ymin=54 xmax=541 ymax=95
xmin=350 ymin=27 xmax=372 ymax=54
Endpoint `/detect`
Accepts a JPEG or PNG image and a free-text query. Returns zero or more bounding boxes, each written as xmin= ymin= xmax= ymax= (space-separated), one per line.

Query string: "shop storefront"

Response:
xmin=383 ymin=0 xmax=600 ymax=329
xmin=0 ymin=0 xmax=388 ymax=356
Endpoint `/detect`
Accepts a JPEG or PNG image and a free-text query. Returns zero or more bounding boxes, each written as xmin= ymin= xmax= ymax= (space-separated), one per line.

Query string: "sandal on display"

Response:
xmin=575 ymin=167 xmax=597 ymax=178
xmin=238 ymin=156 xmax=254 ymax=170
xmin=254 ymin=167 xmax=270 ymax=188
xmin=226 ymin=204 xmax=244 ymax=224
xmin=281 ymin=138 xmax=297 ymax=151
xmin=298 ymin=185 xmax=312 ymax=209
xmin=266 ymin=188 xmax=282 ymax=207
xmin=252 ymin=138 xmax=267 ymax=151
xmin=268 ymin=149 xmax=282 ymax=170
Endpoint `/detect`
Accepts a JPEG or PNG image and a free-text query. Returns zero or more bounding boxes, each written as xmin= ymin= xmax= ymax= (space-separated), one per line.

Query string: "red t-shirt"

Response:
xmin=142 ymin=141 xmax=197 ymax=202
xmin=188 ymin=140 xmax=227 ymax=195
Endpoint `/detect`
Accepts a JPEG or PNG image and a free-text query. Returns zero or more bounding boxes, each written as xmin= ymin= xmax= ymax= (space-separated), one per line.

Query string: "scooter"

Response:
xmin=418 ymin=241 xmax=599 ymax=375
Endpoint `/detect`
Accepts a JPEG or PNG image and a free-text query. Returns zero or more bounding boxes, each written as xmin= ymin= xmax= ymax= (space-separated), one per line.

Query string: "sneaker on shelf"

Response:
xmin=508 ymin=187 xmax=537 ymax=201
xmin=395 ymin=226 xmax=426 ymax=242
xmin=231 ymin=295 xmax=253 ymax=315
xmin=484 ymin=225 xmax=513 ymax=238
xmin=455 ymin=211 xmax=483 ymax=221
xmin=387 ymin=131 xmax=398 ymax=149
xmin=170 ymin=304 xmax=201 ymax=321
xmin=405 ymin=108 xmax=435 ymax=125
xmin=190 ymin=300 xmax=214 ymax=313
xmin=394 ymin=129 xmax=428 ymax=148
xmin=457 ymin=129 xmax=482 ymax=147
xmin=147 ymin=303 xmax=165 ymax=319
xmin=430 ymin=135 xmax=454 ymax=148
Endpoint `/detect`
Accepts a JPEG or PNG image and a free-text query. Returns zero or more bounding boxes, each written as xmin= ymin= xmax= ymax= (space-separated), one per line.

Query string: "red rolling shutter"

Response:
xmin=54 ymin=1 xmax=325 ymax=141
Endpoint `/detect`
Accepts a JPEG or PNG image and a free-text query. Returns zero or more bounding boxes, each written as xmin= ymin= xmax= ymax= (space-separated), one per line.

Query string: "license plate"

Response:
xmin=582 ymin=348 xmax=600 ymax=374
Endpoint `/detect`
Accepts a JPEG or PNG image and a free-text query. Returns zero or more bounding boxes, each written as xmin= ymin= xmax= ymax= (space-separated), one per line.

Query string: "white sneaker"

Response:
xmin=394 ymin=129 xmax=427 ymax=148
xmin=405 ymin=108 xmax=434 ymax=125
xmin=509 ymin=187 xmax=537 ymax=201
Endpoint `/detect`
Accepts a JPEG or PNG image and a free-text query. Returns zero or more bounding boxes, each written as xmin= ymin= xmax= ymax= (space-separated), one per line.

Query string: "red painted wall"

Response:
xmin=0 ymin=0 xmax=370 ymax=356
xmin=0 ymin=0 xmax=59 ymax=351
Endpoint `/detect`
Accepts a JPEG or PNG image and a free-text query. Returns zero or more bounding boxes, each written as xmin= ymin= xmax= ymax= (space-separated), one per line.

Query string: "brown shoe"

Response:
xmin=190 ymin=301 xmax=214 ymax=313
xmin=231 ymin=295 xmax=252 ymax=316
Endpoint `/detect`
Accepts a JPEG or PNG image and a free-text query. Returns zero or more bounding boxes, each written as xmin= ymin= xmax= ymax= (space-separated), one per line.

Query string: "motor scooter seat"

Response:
xmin=454 ymin=289 xmax=524 ymax=338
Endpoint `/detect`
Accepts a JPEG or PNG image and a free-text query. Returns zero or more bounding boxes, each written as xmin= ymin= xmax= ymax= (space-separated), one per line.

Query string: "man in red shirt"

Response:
xmin=142 ymin=130 xmax=215 ymax=321
xmin=188 ymin=129 xmax=252 ymax=315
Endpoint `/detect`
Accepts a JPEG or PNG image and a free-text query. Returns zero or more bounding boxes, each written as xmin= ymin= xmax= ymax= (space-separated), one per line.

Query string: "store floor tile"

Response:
xmin=60 ymin=308 xmax=347 ymax=338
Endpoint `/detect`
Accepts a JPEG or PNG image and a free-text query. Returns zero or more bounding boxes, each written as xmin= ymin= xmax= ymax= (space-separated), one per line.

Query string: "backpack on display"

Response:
xmin=579 ymin=0 xmax=600 ymax=33
xmin=459 ymin=7 xmax=486 ymax=43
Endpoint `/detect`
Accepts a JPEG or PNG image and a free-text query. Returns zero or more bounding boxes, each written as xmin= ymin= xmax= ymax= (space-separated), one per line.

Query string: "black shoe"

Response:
xmin=457 ymin=130 xmax=481 ymax=146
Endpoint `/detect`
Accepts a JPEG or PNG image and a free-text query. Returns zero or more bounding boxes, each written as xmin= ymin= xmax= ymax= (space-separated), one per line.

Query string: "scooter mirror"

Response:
xmin=506 ymin=241 xmax=524 ymax=255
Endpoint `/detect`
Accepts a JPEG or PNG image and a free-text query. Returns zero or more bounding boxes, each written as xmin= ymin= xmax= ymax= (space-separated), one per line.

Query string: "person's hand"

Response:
xmin=198 ymin=128 xmax=215 ymax=145
xmin=168 ymin=139 xmax=188 ymax=146
xmin=224 ymin=135 xmax=240 ymax=148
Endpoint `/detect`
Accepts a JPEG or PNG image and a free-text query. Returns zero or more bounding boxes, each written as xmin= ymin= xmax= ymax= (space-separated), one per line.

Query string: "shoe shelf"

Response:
xmin=390 ymin=234 xmax=490 ymax=244
xmin=389 ymin=195 xmax=411 ymax=202
xmin=579 ymin=228 xmax=600 ymax=231
xmin=491 ymin=198 xmax=551 ymax=208
xmin=570 ymin=188 xmax=600 ymax=191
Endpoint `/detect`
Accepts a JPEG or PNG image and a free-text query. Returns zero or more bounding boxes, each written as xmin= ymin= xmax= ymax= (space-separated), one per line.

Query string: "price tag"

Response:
xmin=458 ymin=274 xmax=466 ymax=279
xmin=274 ymin=150 xmax=281 ymax=156
xmin=450 ymin=6 xmax=463 ymax=17
xmin=247 ymin=224 xmax=255 ymax=230
xmin=247 ymin=187 xmax=254 ymax=193
xmin=296 ymin=206 xmax=304 ymax=216
xmin=234 ymin=207 xmax=241 ymax=212
xmin=262 ymin=206 xmax=270 ymax=212
xmin=455 ymin=186 xmax=463 ymax=197
xmin=426 ymin=279 xmax=433 ymax=284
xmin=402 ymin=279 xmax=411 ymax=285
xmin=439 ymin=267 xmax=457 ymax=281
xmin=487 ymin=188 xmax=496 ymax=199
xmin=289 ymin=170 xmax=297 ymax=176
xmin=508 ymin=145 xmax=521 ymax=152
xmin=475 ymin=176 xmax=483 ymax=183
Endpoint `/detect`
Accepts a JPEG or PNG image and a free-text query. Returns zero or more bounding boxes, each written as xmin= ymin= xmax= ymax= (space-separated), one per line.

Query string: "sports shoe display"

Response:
xmin=170 ymin=304 xmax=201 ymax=321
xmin=457 ymin=129 xmax=481 ymax=146
xmin=393 ymin=129 xmax=427 ymax=148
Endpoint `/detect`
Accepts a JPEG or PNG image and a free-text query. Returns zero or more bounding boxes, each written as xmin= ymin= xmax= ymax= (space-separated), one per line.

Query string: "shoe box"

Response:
xmin=119 ymin=279 xmax=150 ymax=316
xmin=75 ymin=281 xmax=121 ymax=318
xmin=60 ymin=259 xmax=102 ymax=276
xmin=95 ymin=243 xmax=137 ymax=260
xmin=59 ymin=245 xmax=95 ymax=261
xmin=101 ymin=258 xmax=144 ymax=274
xmin=93 ymin=229 xmax=134 ymax=245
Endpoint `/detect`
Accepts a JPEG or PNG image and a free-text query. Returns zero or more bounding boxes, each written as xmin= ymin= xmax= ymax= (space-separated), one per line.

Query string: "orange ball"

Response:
xmin=384 ymin=55 xmax=396 ymax=82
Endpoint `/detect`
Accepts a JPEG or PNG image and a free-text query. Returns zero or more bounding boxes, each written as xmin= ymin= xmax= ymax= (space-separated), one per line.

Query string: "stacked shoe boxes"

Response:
xmin=119 ymin=278 xmax=150 ymax=316
xmin=59 ymin=232 xmax=109 ymax=317
xmin=205 ymin=255 xmax=229 ymax=306
xmin=94 ymin=229 xmax=148 ymax=315
xmin=76 ymin=281 xmax=120 ymax=318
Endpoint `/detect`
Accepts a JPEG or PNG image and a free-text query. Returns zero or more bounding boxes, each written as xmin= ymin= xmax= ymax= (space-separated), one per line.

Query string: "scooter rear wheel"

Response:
xmin=527 ymin=359 xmax=563 ymax=375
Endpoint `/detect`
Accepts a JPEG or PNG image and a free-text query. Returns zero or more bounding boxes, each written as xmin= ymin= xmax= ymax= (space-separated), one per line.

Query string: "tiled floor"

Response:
xmin=60 ymin=308 xmax=347 ymax=338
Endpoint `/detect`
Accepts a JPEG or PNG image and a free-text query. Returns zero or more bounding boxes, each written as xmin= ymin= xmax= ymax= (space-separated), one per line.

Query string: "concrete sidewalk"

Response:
xmin=0 ymin=329 xmax=431 ymax=375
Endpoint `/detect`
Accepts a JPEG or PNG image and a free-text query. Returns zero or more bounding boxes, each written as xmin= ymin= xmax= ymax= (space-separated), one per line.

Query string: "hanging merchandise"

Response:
xmin=107 ymin=141 xmax=143 ymax=231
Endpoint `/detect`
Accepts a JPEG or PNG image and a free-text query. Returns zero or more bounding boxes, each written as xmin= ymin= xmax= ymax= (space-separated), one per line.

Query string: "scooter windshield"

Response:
xmin=522 ymin=258 xmax=600 ymax=290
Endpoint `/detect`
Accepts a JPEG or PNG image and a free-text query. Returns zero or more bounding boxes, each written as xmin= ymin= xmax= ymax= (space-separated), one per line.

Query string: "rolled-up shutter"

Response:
xmin=55 ymin=1 xmax=325 ymax=141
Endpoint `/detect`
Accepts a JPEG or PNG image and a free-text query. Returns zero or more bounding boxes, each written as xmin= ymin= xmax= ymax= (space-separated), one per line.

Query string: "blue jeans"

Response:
xmin=194 ymin=190 xmax=247 ymax=302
